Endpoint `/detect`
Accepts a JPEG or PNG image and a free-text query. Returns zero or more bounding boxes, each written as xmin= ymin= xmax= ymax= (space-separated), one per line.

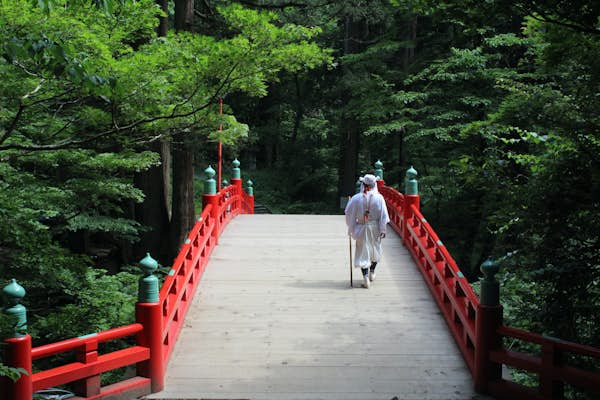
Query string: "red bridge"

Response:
xmin=2 ymin=164 xmax=599 ymax=400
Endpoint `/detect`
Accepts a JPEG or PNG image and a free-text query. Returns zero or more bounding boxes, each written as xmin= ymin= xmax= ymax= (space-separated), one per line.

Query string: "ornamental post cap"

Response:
xmin=3 ymin=279 xmax=26 ymax=306
xmin=139 ymin=252 xmax=158 ymax=275
xmin=480 ymin=259 xmax=499 ymax=278
xmin=374 ymin=160 xmax=383 ymax=168
xmin=232 ymin=158 xmax=240 ymax=168
xmin=222 ymin=179 xmax=229 ymax=186
xmin=205 ymin=165 xmax=216 ymax=178
xmin=406 ymin=166 xmax=418 ymax=178
xmin=246 ymin=179 xmax=253 ymax=187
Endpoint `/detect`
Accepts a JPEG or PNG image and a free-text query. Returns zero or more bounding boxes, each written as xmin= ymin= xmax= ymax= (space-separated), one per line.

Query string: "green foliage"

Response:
xmin=1 ymin=0 xmax=598 ymax=395
xmin=30 ymin=268 xmax=137 ymax=341
xmin=0 ymin=363 xmax=27 ymax=382
xmin=238 ymin=4 xmax=598 ymax=396
xmin=1 ymin=0 xmax=331 ymax=362
xmin=0 ymin=316 xmax=28 ymax=382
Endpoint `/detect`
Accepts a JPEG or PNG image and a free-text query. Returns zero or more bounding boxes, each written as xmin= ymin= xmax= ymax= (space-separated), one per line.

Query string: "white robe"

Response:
xmin=345 ymin=190 xmax=390 ymax=269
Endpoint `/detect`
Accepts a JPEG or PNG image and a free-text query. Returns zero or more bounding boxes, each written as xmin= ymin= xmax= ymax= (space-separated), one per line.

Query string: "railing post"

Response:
xmin=230 ymin=159 xmax=243 ymax=210
xmin=474 ymin=259 xmax=503 ymax=393
xmin=72 ymin=339 xmax=100 ymax=397
xmin=231 ymin=158 xmax=241 ymax=180
xmin=2 ymin=279 xmax=32 ymax=400
xmin=246 ymin=179 xmax=254 ymax=214
xmin=403 ymin=166 xmax=420 ymax=242
xmin=202 ymin=165 xmax=220 ymax=242
xmin=540 ymin=341 xmax=564 ymax=398
xmin=375 ymin=160 xmax=385 ymax=189
xmin=374 ymin=159 xmax=384 ymax=180
xmin=135 ymin=253 xmax=164 ymax=393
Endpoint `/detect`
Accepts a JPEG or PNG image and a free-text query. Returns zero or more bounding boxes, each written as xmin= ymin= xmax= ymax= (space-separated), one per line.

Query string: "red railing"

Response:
xmin=159 ymin=178 xmax=250 ymax=366
xmin=31 ymin=325 xmax=149 ymax=396
xmin=2 ymin=177 xmax=253 ymax=400
xmin=5 ymin=173 xmax=598 ymax=400
xmin=489 ymin=326 xmax=600 ymax=400
xmin=379 ymin=180 xmax=600 ymax=400
xmin=380 ymin=183 xmax=478 ymax=371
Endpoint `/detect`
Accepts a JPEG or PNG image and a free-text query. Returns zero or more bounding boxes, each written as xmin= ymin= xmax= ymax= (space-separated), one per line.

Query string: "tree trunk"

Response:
xmin=169 ymin=0 xmax=197 ymax=260
xmin=170 ymin=143 xmax=195 ymax=258
xmin=291 ymin=74 xmax=303 ymax=144
xmin=156 ymin=0 xmax=168 ymax=37
xmin=134 ymin=140 xmax=172 ymax=262
xmin=174 ymin=0 xmax=195 ymax=32
xmin=410 ymin=16 xmax=417 ymax=60
xmin=403 ymin=16 xmax=417 ymax=71
xmin=397 ymin=126 xmax=404 ymax=184
xmin=339 ymin=124 xmax=360 ymax=197
xmin=338 ymin=16 xmax=361 ymax=201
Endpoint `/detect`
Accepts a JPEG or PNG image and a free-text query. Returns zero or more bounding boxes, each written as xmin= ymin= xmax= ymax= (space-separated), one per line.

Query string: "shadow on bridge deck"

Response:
xmin=144 ymin=214 xmax=489 ymax=400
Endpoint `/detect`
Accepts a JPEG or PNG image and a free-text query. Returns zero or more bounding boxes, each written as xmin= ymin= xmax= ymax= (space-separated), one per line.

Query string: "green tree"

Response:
xmin=1 ymin=0 xmax=330 ymax=351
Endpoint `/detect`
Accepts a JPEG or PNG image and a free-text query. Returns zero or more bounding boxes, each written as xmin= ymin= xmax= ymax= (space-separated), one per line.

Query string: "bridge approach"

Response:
xmin=146 ymin=214 xmax=480 ymax=400
xmin=2 ymin=162 xmax=599 ymax=400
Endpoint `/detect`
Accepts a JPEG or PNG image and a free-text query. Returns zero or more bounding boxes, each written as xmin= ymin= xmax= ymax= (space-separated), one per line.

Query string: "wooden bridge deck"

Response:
xmin=146 ymin=214 xmax=485 ymax=400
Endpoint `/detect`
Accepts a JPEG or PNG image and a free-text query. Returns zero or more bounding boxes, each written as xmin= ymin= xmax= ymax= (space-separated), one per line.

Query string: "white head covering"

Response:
xmin=361 ymin=174 xmax=379 ymax=194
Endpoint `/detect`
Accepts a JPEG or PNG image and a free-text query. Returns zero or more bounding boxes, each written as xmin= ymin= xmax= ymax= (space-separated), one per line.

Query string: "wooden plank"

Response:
xmin=145 ymin=215 xmax=486 ymax=400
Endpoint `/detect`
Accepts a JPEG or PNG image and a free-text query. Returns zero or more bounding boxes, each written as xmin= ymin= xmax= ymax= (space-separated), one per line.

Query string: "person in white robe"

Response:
xmin=344 ymin=174 xmax=390 ymax=288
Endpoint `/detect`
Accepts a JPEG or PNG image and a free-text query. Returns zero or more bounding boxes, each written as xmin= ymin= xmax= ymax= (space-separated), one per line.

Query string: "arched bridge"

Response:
xmin=2 ymin=164 xmax=599 ymax=400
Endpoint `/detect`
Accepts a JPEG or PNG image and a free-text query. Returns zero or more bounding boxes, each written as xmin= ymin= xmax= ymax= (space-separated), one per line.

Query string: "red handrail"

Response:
xmin=405 ymin=204 xmax=479 ymax=372
xmin=3 ymin=181 xmax=254 ymax=400
xmin=487 ymin=326 xmax=600 ymax=399
xmin=29 ymin=324 xmax=148 ymax=394
xmin=381 ymin=184 xmax=479 ymax=373
xmin=159 ymin=206 xmax=216 ymax=365
xmin=380 ymin=181 xmax=600 ymax=400
xmin=31 ymin=324 xmax=144 ymax=360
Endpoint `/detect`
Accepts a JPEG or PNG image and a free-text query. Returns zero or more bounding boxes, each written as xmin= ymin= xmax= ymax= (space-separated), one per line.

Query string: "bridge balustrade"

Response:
xmin=1 ymin=162 xmax=254 ymax=400
xmin=3 ymin=161 xmax=599 ymax=400
xmin=378 ymin=164 xmax=600 ymax=400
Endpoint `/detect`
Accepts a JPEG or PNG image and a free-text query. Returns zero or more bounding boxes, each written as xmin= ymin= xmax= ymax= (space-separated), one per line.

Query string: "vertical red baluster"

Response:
xmin=474 ymin=259 xmax=503 ymax=393
xmin=73 ymin=339 xmax=100 ymax=396
xmin=2 ymin=279 xmax=32 ymax=400
xmin=4 ymin=336 xmax=32 ymax=400
xmin=136 ymin=253 xmax=164 ymax=393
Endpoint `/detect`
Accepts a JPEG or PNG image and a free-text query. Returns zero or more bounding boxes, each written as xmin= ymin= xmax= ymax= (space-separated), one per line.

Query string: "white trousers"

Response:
xmin=354 ymin=221 xmax=382 ymax=269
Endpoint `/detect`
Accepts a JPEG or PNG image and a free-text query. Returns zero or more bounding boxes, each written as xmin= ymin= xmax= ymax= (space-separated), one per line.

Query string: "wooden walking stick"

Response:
xmin=349 ymin=234 xmax=353 ymax=287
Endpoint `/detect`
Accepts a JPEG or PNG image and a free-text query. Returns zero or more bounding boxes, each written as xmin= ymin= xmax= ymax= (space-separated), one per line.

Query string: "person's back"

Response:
xmin=344 ymin=174 xmax=390 ymax=288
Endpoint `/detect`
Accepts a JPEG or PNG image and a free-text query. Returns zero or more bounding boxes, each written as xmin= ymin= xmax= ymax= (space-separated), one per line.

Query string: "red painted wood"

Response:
xmin=4 ymin=335 xmax=32 ymax=400
xmin=32 ymin=324 xmax=143 ymax=360
xmin=69 ymin=377 xmax=151 ymax=400
xmin=6 ymin=183 xmax=255 ymax=400
xmin=72 ymin=339 xmax=100 ymax=397
xmin=135 ymin=303 xmax=163 ymax=392
xmin=474 ymin=304 xmax=502 ymax=392
xmin=492 ymin=326 xmax=600 ymax=396
xmin=379 ymin=182 xmax=600 ymax=399
xmin=32 ymin=346 xmax=149 ymax=391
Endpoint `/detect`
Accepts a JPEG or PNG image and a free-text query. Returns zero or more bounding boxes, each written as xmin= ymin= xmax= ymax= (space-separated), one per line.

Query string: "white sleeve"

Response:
xmin=344 ymin=195 xmax=357 ymax=236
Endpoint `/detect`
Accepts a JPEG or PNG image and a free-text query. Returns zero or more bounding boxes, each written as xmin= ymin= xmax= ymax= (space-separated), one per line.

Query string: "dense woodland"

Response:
xmin=1 ymin=0 xmax=598 ymax=393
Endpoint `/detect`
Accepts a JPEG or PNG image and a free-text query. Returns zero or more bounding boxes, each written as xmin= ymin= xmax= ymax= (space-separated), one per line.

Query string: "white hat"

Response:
xmin=362 ymin=174 xmax=377 ymax=187
xmin=361 ymin=174 xmax=379 ymax=193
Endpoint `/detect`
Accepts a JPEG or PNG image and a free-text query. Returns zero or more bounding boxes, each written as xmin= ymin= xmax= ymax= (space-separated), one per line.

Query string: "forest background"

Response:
xmin=1 ymin=0 xmax=598 ymax=392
